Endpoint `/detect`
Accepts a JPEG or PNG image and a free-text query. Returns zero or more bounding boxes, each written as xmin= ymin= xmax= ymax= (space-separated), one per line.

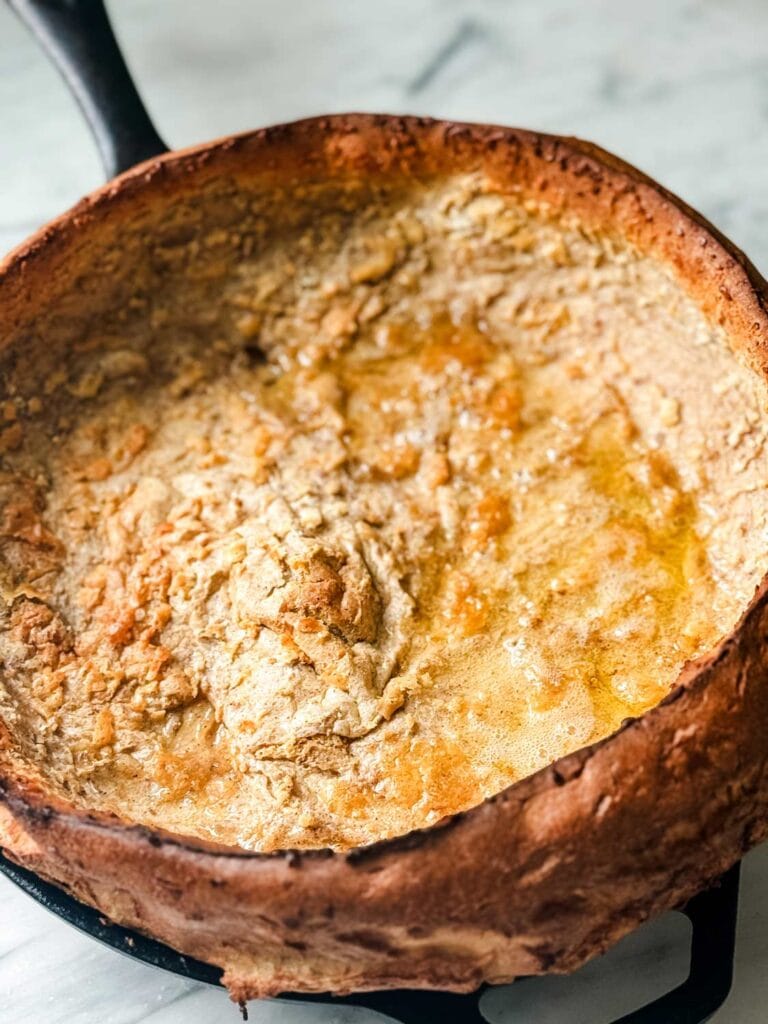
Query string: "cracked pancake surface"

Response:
xmin=2 ymin=175 xmax=767 ymax=852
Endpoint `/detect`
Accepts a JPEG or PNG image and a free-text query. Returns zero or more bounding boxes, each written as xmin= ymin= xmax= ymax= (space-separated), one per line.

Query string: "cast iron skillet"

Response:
xmin=0 ymin=2 xmax=746 ymax=1021
xmin=8 ymin=0 xmax=168 ymax=178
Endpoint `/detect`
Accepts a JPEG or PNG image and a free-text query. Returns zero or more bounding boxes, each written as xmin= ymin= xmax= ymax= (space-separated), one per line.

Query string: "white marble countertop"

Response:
xmin=2 ymin=0 xmax=768 ymax=1020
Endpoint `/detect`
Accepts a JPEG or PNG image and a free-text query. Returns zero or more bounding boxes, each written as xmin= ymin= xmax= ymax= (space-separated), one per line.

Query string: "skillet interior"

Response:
xmin=2 ymin=120 xmax=768 ymax=856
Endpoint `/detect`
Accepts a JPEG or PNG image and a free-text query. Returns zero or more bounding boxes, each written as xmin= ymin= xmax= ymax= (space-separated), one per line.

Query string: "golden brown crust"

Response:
xmin=3 ymin=114 xmax=768 ymax=999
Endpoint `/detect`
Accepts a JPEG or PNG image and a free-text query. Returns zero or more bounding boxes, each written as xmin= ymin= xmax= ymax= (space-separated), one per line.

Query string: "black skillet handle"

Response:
xmin=7 ymin=0 xmax=168 ymax=178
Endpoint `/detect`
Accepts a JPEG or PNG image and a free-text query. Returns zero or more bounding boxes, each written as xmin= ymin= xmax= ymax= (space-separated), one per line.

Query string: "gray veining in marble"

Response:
xmin=2 ymin=0 xmax=768 ymax=1020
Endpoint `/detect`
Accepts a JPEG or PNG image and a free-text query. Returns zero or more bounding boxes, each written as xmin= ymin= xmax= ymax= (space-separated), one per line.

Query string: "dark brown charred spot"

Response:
xmin=335 ymin=930 xmax=398 ymax=955
xmin=243 ymin=342 xmax=267 ymax=366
